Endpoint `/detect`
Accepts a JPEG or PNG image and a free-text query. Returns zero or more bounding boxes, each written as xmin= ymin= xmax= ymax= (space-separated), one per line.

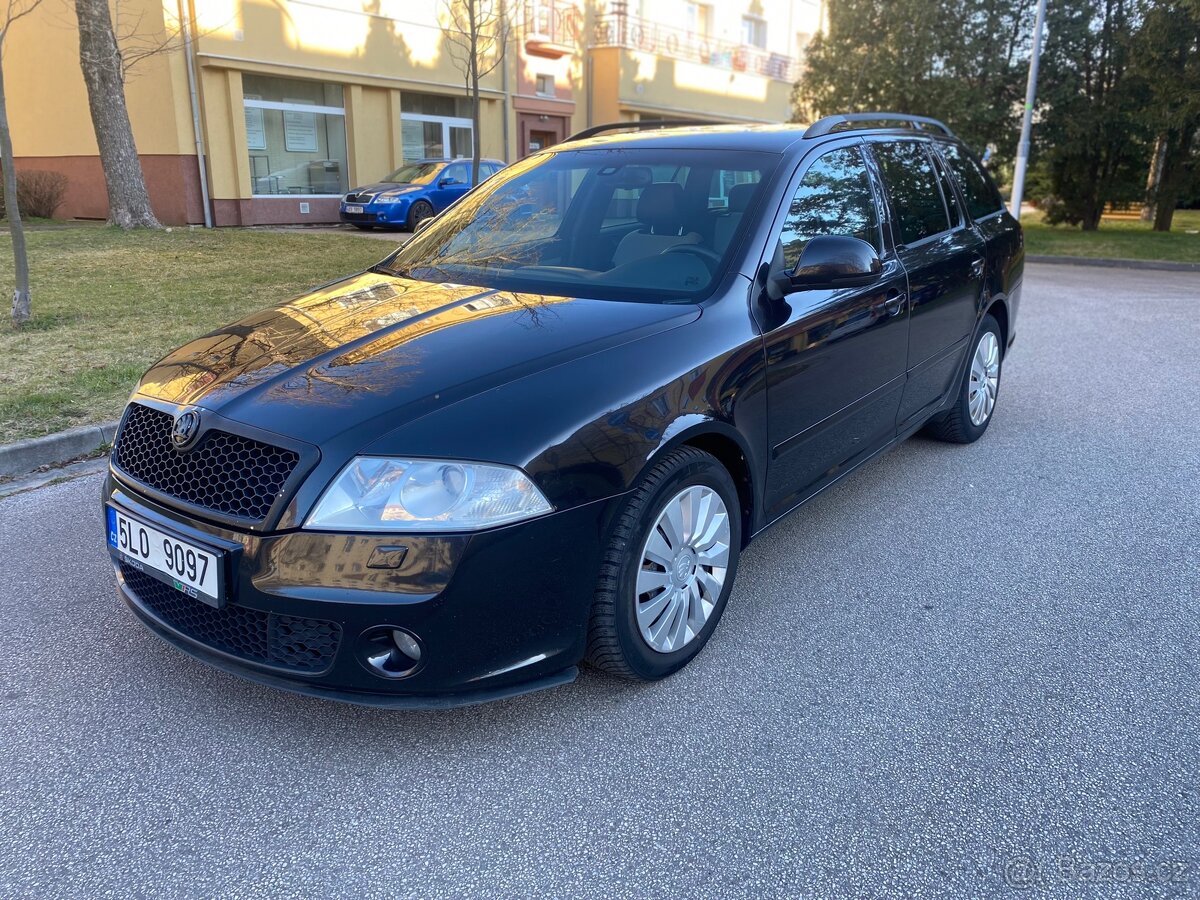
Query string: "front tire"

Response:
xmin=586 ymin=446 xmax=742 ymax=681
xmin=925 ymin=314 xmax=1003 ymax=444
xmin=406 ymin=201 xmax=434 ymax=231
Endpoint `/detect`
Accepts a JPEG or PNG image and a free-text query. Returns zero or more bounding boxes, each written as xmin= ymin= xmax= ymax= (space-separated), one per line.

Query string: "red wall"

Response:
xmin=14 ymin=155 xmax=206 ymax=225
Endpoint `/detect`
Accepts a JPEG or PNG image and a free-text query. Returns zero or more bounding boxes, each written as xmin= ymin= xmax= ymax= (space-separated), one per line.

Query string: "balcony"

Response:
xmin=589 ymin=11 xmax=798 ymax=123
xmin=522 ymin=1 xmax=582 ymax=59
xmin=591 ymin=12 xmax=799 ymax=84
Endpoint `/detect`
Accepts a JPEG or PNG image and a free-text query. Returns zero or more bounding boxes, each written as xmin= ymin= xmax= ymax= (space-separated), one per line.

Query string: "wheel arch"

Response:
xmin=638 ymin=418 xmax=759 ymax=548
xmin=984 ymin=296 xmax=1010 ymax=354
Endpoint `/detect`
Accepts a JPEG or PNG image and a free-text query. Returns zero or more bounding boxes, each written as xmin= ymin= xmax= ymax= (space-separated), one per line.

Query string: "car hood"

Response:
xmin=135 ymin=270 xmax=700 ymax=447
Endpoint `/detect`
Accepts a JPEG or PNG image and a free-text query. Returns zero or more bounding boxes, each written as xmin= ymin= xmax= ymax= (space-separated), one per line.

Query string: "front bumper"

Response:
xmin=103 ymin=471 xmax=618 ymax=708
xmin=339 ymin=200 xmax=409 ymax=225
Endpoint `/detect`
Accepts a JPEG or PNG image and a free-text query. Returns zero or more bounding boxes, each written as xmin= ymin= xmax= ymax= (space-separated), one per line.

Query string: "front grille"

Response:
xmin=345 ymin=192 xmax=374 ymax=204
xmin=113 ymin=403 xmax=300 ymax=522
xmin=120 ymin=563 xmax=341 ymax=673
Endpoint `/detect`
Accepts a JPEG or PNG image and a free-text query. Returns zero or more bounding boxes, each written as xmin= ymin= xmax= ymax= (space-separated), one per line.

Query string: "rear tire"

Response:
xmin=925 ymin=314 xmax=1003 ymax=444
xmin=586 ymin=446 xmax=742 ymax=681
xmin=406 ymin=201 xmax=434 ymax=232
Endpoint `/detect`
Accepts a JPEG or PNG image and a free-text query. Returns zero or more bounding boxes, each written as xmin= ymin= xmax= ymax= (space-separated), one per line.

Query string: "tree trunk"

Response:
xmin=470 ymin=72 xmax=482 ymax=186
xmin=0 ymin=53 xmax=32 ymax=325
xmin=468 ymin=7 xmax=482 ymax=187
xmin=74 ymin=0 xmax=160 ymax=229
xmin=1152 ymin=129 xmax=1194 ymax=233
xmin=1141 ymin=133 xmax=1167 ymax=222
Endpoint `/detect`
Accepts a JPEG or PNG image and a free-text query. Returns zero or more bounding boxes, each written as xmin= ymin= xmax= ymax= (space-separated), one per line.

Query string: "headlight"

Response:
xmin=305 ymin=457 xmax=554 ymax=532
xmin=376 ymin=189 xmax=416 ymax=203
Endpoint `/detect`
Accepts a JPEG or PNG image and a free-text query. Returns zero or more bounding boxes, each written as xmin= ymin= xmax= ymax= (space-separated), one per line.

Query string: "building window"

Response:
xmin=686 ymin=2 xmax=712 ymax=37
xmin=400 ymin=92 xmax=474 ymax=162
xmin=795 ymin=31 xmax=812 ymax=64
xmin=243 ymin=74 xmax=347 ymax=196
xmin=535 ymin=74 xmax=555 ymax=97
xmin=741 ymin=15 xmax=767 ymax=49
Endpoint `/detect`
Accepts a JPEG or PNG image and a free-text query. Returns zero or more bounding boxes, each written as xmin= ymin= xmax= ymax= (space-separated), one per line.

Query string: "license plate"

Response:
xmin=345 ymin=204 xmax=364 ymax=214
xmin=107 ymin=506 xmax=224 ymax=608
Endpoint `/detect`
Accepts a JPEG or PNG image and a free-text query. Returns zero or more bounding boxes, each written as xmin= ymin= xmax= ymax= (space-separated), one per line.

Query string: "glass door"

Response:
xmin=449 ymin=126 xmax=472 ymax=159
xmin=401 ymin=114 xmax=474 ymax=161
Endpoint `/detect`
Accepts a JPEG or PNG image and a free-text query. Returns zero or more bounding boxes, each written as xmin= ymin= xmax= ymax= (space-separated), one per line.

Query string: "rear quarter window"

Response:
xmin=941 ymin=143 xmax=1006 ymax=220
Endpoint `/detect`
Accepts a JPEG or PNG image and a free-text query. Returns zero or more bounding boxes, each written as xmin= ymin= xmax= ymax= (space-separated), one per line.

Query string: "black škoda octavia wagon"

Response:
xmin=104 ymin=114 xmax=1023 ymax=706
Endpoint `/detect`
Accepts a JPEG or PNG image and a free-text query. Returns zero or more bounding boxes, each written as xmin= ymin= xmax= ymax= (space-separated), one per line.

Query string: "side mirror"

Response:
xmin=438 ymin=177 xmax=458 ymax=188
xmin=788 ymin=235 xmax=881 ymax=289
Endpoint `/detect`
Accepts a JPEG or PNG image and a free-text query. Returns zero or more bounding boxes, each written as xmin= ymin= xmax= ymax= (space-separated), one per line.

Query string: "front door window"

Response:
xmin=776 ymin=145 xmax=881 ymax=271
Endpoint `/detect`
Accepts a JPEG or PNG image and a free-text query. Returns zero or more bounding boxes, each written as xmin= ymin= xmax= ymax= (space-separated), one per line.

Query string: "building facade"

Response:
xmin=8 ymin=0 xmax=822 ymax=226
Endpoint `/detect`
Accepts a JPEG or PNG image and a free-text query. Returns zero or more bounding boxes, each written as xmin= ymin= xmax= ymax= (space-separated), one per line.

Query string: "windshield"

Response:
xmin=382 ymin=162 xmax=444 ymax=184
xmin=376 ymin=147 xmax=779 ymax=302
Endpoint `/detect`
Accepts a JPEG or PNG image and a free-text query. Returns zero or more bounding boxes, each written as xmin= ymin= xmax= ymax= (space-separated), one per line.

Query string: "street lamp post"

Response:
xmin=1010 ymin=0 xmax=1048 ymax=220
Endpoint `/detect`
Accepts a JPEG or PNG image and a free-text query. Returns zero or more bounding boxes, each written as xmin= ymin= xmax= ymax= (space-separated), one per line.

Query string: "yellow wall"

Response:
xmin=6 ymin=0 xmax=193 ymax=158
xmin=198 ymin=67 xmax=250 ymax=200
xmin=617 ymin=48 xmax=793 ymax=123
xmin=193 ymin=0 xmax=505 ymax=100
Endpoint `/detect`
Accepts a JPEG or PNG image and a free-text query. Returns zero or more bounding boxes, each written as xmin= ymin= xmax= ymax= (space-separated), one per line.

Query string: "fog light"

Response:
xmin=357 ymin=625 xmax=424 ymax=678
xmin=391 ymin=629 xmax=421 ymax=662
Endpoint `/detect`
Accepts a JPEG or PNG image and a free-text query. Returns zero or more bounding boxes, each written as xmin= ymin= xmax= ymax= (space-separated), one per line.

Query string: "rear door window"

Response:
xmin=873 ymin=142 xmax=951 ymax=245
xmin=777 ymin=145 xmax=880 ymax=271
xmin=940 ymin=143 xmax=1005 ymax=220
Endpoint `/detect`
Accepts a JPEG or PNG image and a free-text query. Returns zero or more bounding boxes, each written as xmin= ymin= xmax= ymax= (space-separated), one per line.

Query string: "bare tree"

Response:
xmin=441 ymin=0 xmax=507 ymax=185
xmin=1 ymin=0 xmax=43 ymax=326
xmin=74 ymin=0 xmax=159 ymax=229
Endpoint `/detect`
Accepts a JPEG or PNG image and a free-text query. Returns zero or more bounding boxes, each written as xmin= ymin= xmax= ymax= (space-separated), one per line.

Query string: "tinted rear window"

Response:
xmin=873 ymin=142 xmax=950 ymax=245
xmin=941 ymin=143 xmax=1005 ymax=220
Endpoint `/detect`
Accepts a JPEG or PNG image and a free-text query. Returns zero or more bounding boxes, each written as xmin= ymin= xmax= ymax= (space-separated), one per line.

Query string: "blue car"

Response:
xmin=339 ymin=158 xmax=505 ymax=231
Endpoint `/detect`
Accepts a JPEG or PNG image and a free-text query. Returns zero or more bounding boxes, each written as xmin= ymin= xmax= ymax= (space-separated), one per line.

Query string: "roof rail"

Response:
xmin=563 ymin=120 xmax=724 ymax=143
xmin=803 ymin=113 xmax=955 ymax=140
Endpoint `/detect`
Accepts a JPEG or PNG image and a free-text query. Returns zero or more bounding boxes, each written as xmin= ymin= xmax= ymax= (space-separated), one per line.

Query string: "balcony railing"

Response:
xmin=592 ymin=11 xmax=799 ymax=84
xmin=523 ymin=0 xmax=583 ymax=56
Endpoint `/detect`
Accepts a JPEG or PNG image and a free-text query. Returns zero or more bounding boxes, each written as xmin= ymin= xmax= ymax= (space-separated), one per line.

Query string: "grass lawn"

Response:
xmin=1022 ymin=208 xmax=1200 ymax=263
xmin=0 ymin=226 xmax=390 ymax=443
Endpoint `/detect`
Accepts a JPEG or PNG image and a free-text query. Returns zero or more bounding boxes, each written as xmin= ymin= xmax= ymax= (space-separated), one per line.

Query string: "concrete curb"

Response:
xmin=1028 ymin=255 xmax=1200 ymax=273
xmin=0 ymin=421 xmax=119 ymax=479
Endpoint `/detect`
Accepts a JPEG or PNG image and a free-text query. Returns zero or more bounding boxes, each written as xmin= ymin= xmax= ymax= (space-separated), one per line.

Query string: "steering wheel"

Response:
xmin=662 ymin=244 xmax=723 ymax=271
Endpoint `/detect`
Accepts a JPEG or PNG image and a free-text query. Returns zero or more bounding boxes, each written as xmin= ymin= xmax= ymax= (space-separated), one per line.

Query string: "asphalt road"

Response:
xmin=1 ymin=263 xmax=1197 ymax=899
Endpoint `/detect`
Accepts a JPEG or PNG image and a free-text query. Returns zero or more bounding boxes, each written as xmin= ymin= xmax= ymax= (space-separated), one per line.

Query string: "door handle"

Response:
xmin=882 ymin=289 xmax=906 ymax=317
